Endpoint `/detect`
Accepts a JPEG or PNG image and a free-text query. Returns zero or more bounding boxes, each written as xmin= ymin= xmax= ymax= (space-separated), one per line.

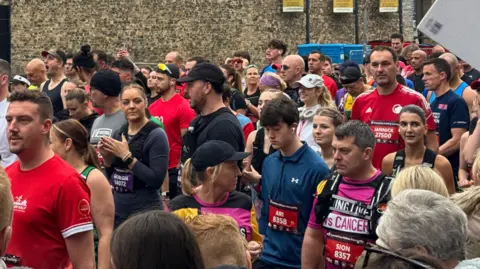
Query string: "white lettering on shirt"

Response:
xmin=323 ymin=212 xmax=369 ymax=235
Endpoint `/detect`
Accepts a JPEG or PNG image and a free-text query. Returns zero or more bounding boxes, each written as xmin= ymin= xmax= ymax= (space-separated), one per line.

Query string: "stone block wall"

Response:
xmin=2 ymin=0 xmax=415 ymax=74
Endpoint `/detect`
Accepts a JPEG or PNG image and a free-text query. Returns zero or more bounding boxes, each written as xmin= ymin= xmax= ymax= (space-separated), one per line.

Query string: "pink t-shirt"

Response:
xmin=308 ymin=170 xmax=381 ymax=269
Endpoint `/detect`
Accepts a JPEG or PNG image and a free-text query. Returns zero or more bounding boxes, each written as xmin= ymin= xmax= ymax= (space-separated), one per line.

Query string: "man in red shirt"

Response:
xmin=4 ymin=91 xmax=94 ymax=269
xmin=308 ymin=51 xmax=338 ymax=98
xmin=148 ymin=63 xmax=196 ymax=199
xmin=351 ymin=46 xmax=438 ymax=169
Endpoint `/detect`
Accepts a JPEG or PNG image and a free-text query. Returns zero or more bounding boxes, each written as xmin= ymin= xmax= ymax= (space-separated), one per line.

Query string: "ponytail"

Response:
xmin=181 ymin=159 xmax=195 ymax=196
xmin=85 ymin=144 xmax=101 ymax=170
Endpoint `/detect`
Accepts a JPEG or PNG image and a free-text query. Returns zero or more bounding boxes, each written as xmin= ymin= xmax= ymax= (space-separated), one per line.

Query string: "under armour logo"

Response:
xmin=291 ymin=178 xmax=299 ymax=184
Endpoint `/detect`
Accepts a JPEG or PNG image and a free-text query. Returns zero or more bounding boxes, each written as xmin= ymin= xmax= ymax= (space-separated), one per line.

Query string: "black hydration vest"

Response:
xmin=251 ymin=128 xmax=275 ymax=173
xmin=392 ymin=148 xmax=436 ymax=177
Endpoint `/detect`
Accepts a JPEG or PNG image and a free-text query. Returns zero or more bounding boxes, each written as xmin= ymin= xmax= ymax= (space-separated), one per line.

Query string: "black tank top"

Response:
xmin=42 ymin=79 xmax=67 ymax=115
xmin=252 ymin=128 xmax=275 ymax=173
xmin=392 ymin=148 xmax=437 ymax=177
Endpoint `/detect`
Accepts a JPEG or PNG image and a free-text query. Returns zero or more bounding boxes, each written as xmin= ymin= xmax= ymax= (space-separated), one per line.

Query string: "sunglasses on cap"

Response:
xmin=272 ymin=64 xmax=289 ymax=71
xmin=157 ymin=63 xmax=172 ymax=75
xmin=361 ymin=244 xmax=433 ymax=269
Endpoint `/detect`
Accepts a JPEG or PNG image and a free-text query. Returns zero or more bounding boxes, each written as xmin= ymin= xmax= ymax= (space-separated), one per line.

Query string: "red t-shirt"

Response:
xmin=149 ymin=94 xmax=196 ymax=169
xmin=323 ymin=75 xmax=338 ymax=99
xmin=5 ymin=155 xmax=93 ymax=269
xmin=351 ymin=83 xmax=436 ymax=168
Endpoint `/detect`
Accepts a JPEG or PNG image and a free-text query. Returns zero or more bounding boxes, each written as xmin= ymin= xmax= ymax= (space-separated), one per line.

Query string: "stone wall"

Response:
xmin=3 ymin=0 xmax=414 ymax=74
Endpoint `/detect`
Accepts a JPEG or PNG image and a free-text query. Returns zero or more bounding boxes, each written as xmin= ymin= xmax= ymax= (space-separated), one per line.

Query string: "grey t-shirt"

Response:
xmin=89 ymin=110 xmax=127 ymax=144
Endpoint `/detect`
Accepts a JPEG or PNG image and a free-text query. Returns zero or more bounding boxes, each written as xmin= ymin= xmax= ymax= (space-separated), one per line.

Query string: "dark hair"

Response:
xmin=324 ymin=55 xmax=332 ymax=64
xmin=399 ymin=104 xmax=426 ymax=124
xmin=66 ymin=88 xmax=89 ymax=103
xmin=92 ymin=50 xmax=108 ymax=62
xmin=141 ymin=66 xmax=153 ymax=73
xmin=396 ymin=74 xmax=406 ymax=86
xmin=53 ymin=119 xmax=100 ymax=169
xmin=222 ymin=83 xmax=232 ymax=103
xmin=111 ymin=210 xmax=205 ymax=269
xmin=0 ymin=59 xmax=10 ymax=77
xmin=309 ymin=50 xmax=326 ymax=62
xmin=335 ymin=120 xmax=376 ymax=150
xmin=66 ymin=53 xmax=74 ymax=59
xmin=112 ymin=59 xmax=135 ymax=73
xmin=220 ymin=64 xmax=242 ymax=91
xmin=233 ymin=51 xmax=251 ymax=63
xmin=369 ymin=46 xmax=398 ymax=63
xmin=390 ymin=33 xmax=404 ymax=42
xmin=429 ymin=52 xmax=444 ymax=59
xmin=7 ymin=90 xmax=53 ymax=121
xmin=187 ymin=56 xmax=207 ymax=64
xmin=260 ymin=98 xmax=299 ymax=127
xmin=74 ymin=44 xmax=97 ymax=73
xmin=423 ymin=58 xmax=452 ymax=82
xmin=267 ymin=39 xmax=287 ymax=56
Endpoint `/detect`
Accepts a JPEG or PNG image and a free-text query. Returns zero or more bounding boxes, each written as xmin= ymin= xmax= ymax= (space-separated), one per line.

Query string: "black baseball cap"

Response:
xmin=155 ymin=63 xmax=180 ymax=79
xmin=177 ymin=63 xmax=225 ymax=85
xmin=90 ymin=70 xmax=122 ymax=97
xmin=340 ymin=67 xmax=362 ymax=84
xmin=41 ymin=49 xmax=67 ymax=64
xmin=191 ymin=140 xmax=250 ymax=172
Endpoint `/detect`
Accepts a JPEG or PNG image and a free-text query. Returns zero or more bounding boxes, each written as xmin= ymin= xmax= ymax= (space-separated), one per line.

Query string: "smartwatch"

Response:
xmin=123 ymin=156 xmax=134 ymax=166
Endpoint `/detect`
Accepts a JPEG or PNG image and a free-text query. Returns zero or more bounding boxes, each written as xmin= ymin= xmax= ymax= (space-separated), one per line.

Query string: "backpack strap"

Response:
xmin=367 ymin=173 xmax=394 ymax=238
xmin=392 ymin=149 xmax=405 ymax=177
xmin=314 ymin=172 xmax=342 ymax=225
xmin=455 ymin=82 xmax=469 ymax=97
xmin=422 ymin=148 xmax=437 ymax=169
xmin=253 ymin=128 xmax=265 ymax=150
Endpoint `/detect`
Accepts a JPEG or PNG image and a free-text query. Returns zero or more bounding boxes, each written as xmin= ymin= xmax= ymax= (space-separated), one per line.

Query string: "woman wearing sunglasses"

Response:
xmin=50 ymin=119 xmax=114 ymax=269
xmin=381 ymin=105 xmax=455 ymax=194
xmin=99 ymin=83 xmax=169 ymax=227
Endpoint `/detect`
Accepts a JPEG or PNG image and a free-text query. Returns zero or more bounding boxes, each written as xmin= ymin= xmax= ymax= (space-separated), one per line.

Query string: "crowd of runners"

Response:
xmin=0 ymin=33 xmax=479 ymax=269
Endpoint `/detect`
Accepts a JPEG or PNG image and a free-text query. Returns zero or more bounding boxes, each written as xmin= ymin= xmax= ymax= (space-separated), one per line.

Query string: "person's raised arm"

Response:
xmin=464 ymin=118 xmax=480 ymax=164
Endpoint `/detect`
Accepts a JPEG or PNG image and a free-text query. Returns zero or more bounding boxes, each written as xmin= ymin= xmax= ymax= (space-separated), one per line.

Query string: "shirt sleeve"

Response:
xmin=131 ymin=128 xmax=169 ymax=188
xmin=250 ymin=206 xmax=263 ymax=243
xmin=55 ymin=174 xmax=93 ymax=238
xmin=179 ymin=104 xmax=196 ymax=129
xmin=416 ymin=96 xmax=437 ymax=131
xmin=450 ymin=98 xmax=470 ymax=129
xmin=350 ymin=97 xmax=361 ymax=121
xmin=231 ymin=91 xmax=248 ymax=111
xmin=242 ymin=122 xmax=255 ymax=144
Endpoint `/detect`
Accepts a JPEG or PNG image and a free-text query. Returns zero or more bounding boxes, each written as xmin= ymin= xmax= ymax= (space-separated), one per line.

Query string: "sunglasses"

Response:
xmin=362 ymin=244 xmax=433 ymax=269
xmin=231 ymin=58 xmax=243 ymax=64
xmin=157 ymin=63 xmax=172 ymax=75
xmin=272 ymin=64 xmax=290 ymax=71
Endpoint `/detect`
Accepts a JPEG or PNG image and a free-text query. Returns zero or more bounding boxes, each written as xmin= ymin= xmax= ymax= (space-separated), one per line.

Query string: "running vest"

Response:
xmin=428 ymin=81 xmax=469 ymax=104
xmin=314 ymin=172 xmax=393 ymax=267
xmin=42 ymin=78 xmax=68 ymax=115
xmin=80 ymin=166 xmax=96 ymax=181
xmin=391 ymin=148 xmax=436 ymax=177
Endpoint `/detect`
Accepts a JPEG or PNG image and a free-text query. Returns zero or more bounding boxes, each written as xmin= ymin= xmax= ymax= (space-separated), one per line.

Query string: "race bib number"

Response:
xmin=267 ymin=199 xmax=299 ymax=233
xmin=110 ymin=169 xmax=134 ymax=193
xmin=370 ymin=120 xmax=399 ymax=144
xmin=325 ymin=232 xmax=366 ymax=268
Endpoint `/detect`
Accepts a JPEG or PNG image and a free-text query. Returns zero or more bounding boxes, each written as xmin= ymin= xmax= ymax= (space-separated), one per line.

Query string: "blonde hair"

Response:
xmin=0 ymin=167 xmax=13 ymax=230
xmin=392 ymin=166 xmax=449 ymax=198
xmin=315 ymin=107 xmax=343 ymax=127
xmin=185 ymin=214 xmax=247 ymax=269
xmin=181 ymin=159 xmax=225 ymax=195
xmin=451 ymin=186 xmax=480 ymax=259
xmin=317 ymin=86 xmax=335 ymax=108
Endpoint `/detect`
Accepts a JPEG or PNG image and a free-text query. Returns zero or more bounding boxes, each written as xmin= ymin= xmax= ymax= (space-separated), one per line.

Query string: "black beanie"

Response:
xmin=90 ymin=70 xmax=122 ymax=97
xmin=73 ymin=44 xmax=96 ymax=69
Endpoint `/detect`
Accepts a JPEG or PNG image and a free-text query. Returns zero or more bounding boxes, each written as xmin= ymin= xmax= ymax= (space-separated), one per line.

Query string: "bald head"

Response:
xmin=411 ymin=50 xmax=428 ymax=71
xmin=440 ymin=53 xmax=460 ymax=80
xmin=165 ymin=51 xmax=183 ymax=68
xmin=432 ymin=45 xmax=446 ymax=54
xmin=24 ymin=59 xmax=47 ymax=87
xmin=282 ymin=55 xmax=305 ymax=84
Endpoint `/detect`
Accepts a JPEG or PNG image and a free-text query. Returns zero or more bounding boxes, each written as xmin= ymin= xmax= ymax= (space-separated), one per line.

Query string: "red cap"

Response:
xmin=471 ymin=79 xmax=480 ymax=90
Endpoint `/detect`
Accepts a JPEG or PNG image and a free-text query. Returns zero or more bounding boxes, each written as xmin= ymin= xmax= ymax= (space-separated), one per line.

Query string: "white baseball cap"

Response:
xmin=293 ymin=74 xmax=324 ymax=88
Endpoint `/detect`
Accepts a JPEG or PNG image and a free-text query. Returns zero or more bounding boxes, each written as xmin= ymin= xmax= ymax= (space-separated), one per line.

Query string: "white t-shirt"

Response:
xmin=0 ymin=99 xmax=17 ymax=168
xmin=297 ymin=104 xmax=321 ymax=152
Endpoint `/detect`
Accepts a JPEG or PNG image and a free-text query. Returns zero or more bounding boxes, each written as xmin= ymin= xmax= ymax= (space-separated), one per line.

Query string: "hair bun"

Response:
xmin=80 ymin=44 xmax=91 ymax=55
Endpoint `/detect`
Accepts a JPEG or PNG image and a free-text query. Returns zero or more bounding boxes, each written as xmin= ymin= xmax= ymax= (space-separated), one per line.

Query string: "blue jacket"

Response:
xmin=259 ymin=143 xmax=329 ymax=268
